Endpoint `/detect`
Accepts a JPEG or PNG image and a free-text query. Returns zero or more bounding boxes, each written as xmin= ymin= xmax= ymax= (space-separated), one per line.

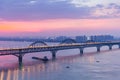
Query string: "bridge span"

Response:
xmin=0 ymin=39 xmax=120 ymax=66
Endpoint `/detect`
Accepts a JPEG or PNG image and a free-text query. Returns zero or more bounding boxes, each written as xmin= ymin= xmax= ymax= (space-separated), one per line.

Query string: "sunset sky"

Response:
xmin=0 ymin=0 xmax=120 ymax=37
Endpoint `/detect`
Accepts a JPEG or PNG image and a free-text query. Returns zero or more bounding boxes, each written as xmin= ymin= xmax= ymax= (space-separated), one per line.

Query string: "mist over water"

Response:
xmin=0 ymin=41 xmax=120 ymax=80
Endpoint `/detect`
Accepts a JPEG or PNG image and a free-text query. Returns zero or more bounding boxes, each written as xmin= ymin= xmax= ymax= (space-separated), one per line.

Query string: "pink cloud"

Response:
xmin=0 ymin=18 xmax=119 ymax=36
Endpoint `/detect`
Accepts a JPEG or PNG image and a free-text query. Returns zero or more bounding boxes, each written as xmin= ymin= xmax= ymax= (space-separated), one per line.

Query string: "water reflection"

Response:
xmin=0 ymin=54 xmax=75 ymax=80
xmin=0 ymin=70 xmax=4 ymax=80
xmin=6 ymin=70 xmax=11 ymax=80
xmin=0 ymin=60 xmax=63 ymax=80
xmin=88 ymin=56 xmax=95 ymax=64
xmin=0 ymin=49 xmax=120 ymax=80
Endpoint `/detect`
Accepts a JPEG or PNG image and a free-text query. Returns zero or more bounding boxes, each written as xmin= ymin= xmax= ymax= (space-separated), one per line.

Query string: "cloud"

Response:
xmin=0 ymin=0 xmax=120 ymax=21
xmin=28 ymin=0 xmax=37 ymax=4
xmin=0 ymin=0 xmax=92 ymax=21
xmin=91 ymin=3 xmax=120 ymax=18
xmin=71 ymin=0 xmax=120 ymax=7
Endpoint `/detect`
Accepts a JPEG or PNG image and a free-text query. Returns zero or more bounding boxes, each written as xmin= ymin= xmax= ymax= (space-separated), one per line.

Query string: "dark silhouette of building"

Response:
xmin=90 ymin=35 xmax=114 ymax=42
xmin=75 ymin=36 xmax=87 ymax=43
xmin=54 ymin=36 xmax=69 ymax=42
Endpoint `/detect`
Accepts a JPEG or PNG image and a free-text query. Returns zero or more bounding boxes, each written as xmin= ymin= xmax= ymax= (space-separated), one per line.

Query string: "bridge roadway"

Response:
xmin=0 ymin=41 xmax=120 ymax=65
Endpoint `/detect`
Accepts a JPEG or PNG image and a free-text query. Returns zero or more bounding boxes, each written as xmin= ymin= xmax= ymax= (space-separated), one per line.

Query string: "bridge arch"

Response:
xmin=111 ymin=44 xmax=120 ymax=49
xmin=29 ymin=41 xmax=48 ymax=47
xmin=60 ymin=38 xmax=77 ymax=44
xmin=98 ymin=44 xmax=114 ymax=51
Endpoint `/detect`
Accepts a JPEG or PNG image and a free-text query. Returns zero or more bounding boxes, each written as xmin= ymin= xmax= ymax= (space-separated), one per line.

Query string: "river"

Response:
xmin=0 ymin=41 xmax=120 ymax=80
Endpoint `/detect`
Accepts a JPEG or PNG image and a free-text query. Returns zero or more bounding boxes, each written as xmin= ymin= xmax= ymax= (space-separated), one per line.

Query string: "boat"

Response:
xmin=32 ymin=56 xmax=49 ymax=61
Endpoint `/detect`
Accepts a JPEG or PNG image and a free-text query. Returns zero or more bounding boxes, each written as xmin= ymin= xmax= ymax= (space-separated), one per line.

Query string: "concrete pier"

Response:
xmin=51 ymin=51 xmax=56 ymax=58
xmin=80 ymin=48 xmax=84 ymax=55
xmin=97 ymin=46 xmax=100 ymax=52
xmin=18 ymin=54 xmax=23 ymax=66
xmin=109 ymin=45 xmax=112 ymax=50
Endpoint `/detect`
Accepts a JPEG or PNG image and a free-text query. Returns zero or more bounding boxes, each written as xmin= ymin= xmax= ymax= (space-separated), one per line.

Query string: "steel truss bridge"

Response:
xmin=0 ymin=39 xmax=120 ymax=65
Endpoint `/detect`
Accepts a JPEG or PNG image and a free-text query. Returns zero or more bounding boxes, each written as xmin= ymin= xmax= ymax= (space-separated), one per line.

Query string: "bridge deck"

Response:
xmin=0 ymin=41 xmax=120 ymax=55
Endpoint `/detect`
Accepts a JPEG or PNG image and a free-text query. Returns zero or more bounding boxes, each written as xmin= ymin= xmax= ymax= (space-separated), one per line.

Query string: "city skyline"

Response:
xmin=0 ymin=0 xmax=120 ymax=37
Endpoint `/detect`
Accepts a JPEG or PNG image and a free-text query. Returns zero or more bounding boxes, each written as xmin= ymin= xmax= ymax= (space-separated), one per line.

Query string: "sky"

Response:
xmin=0 ymin=0 xmax=120 ymax=37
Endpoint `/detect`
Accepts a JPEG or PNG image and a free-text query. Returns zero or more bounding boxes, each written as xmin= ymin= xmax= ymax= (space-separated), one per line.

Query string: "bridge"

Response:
xmin=0 ymin=39 xmax=120 ymax=65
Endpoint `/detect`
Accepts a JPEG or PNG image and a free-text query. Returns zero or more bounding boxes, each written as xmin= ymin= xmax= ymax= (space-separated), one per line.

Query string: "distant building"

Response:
xmin=90 ymin=35 xmax=114 ymax=42
xmin=75 ymin=36 xmax=87 ymax=43
xmin=55 ymin=36 xmax=69 ymax=42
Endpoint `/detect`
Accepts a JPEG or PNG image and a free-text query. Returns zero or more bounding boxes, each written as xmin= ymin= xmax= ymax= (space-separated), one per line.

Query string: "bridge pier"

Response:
xmin=51 ymin=51 xmax=57 ymax=59
xmin=109 ymin=45 xmax=112 ymax=50
xmin=80 ymin=48 xmax=84 ymax=55
xmin=97 ymin=46 xmax=101 ymax=52
xmin=119 ymin=45 xmax=120 ymax=48
xmin=18 ymin=54 xmax=23 ymax=66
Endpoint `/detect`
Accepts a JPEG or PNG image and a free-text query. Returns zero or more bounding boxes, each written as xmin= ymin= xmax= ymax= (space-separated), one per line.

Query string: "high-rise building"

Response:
xmin=75 ymin=36 xmax=87 ymax=43
xmin=90 ymin=35 xmax=114 ymax=42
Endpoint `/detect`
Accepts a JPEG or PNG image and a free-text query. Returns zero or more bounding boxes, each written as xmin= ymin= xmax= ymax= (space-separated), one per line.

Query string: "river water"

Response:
xmin=0 ymin=41 xmax=120 ymax=80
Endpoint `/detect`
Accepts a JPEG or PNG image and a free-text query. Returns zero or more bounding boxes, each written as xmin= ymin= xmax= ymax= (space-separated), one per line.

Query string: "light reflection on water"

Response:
xmin=0 ymin=41 xmax=120 ymax=80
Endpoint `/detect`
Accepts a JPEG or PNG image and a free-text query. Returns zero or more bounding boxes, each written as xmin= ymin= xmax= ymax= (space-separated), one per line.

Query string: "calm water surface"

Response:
xmin=0 ymin=41 xmax=120 ymax=80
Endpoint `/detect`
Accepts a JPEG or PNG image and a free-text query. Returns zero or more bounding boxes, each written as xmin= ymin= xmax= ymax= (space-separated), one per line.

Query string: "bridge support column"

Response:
xmin=51 ymin=51 xmax=57 ymax=59
xmin=97 ymin=46 xmax=100 ymax=52
xmin=109 ymin=45 xmax=112 ymax=50
xmin=80 ymin=48 xmax=84 ymax=55
xmin=119 ymin=45 xmax=120 ymax=48
xmin=18 ymin=54 xmax=23 ymax=66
